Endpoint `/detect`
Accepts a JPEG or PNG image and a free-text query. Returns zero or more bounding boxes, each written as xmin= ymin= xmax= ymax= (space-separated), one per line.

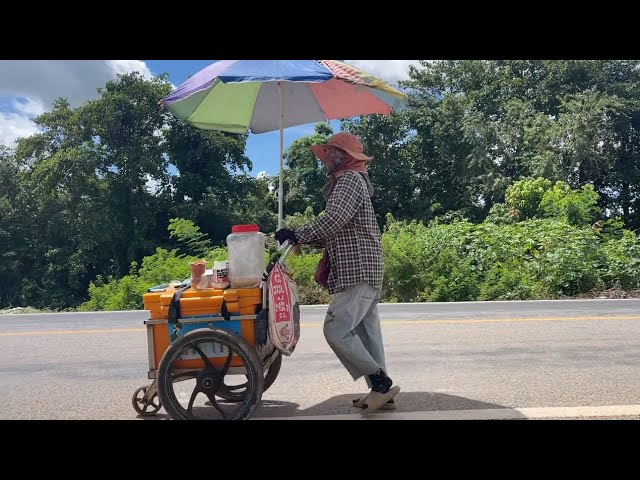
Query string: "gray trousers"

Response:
xmin=323 ymin=283 xmax=387 ymax=386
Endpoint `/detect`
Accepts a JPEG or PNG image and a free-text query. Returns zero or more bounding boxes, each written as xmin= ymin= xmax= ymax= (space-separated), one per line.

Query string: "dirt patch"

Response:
xmin=0 ymin=307 xmax=56 ymax=315
xmin=569 ymin=288 xmax=640 ymax=300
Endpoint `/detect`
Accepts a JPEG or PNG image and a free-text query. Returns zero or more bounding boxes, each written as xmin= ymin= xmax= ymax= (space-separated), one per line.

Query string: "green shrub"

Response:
xmin=602 ymin=229 xmax=640 ymax=290
xmin=83 ymin=199 xmax=640 ymax=308
xmin=80 ymin=246 xmax=198 ymax=311
xmin=539 ymin=182 xmax=601 ymax=225
xmin=479 ymin=261 xmax=549 ymax=300
xmin=285 ymin=253 xmax=331 ymax=305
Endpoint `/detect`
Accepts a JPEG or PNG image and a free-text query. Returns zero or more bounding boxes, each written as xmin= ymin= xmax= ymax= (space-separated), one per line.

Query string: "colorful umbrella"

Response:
xmin=161 ymin=60 xmax=408 ymax=228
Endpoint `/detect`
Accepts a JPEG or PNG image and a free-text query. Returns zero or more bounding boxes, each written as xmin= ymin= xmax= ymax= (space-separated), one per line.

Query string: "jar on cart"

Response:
xmin=227 ymin=224 xmax=266 ymax=289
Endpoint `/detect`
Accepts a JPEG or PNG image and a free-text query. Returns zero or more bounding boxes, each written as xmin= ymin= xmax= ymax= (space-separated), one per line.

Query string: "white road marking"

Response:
xmin=163 ymin=397 xmax=640 ymax=420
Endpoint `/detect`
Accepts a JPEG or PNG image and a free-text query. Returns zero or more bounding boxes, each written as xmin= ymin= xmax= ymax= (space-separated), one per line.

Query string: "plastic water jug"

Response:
xmin=227 ymin=224 xmax=265 ymax=288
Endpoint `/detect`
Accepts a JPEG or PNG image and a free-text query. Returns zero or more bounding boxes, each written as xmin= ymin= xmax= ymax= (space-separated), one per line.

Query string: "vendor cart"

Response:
xmin=132 ymin=241 xmax=294 ymax=420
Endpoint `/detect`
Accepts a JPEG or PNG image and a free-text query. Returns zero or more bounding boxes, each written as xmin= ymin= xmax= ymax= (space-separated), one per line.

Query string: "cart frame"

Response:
xmin=132 ymin=241 xmax=294 ymax=420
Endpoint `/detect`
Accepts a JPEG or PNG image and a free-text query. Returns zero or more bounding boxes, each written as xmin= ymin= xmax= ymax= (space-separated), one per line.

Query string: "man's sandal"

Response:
xmin=352 ymin=386 xmax=400 ymax=413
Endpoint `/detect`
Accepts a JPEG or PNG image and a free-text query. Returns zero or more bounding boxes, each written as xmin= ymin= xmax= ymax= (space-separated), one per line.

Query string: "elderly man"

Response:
xmin=275 ymin=132 xmax=400 ymax=414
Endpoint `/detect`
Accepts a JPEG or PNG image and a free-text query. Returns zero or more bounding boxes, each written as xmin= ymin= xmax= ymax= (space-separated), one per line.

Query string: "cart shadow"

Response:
xmin=136 ymin=392 xmax=525 ymax=420
xmin=252 ymin=391 xmax=526 ymax=419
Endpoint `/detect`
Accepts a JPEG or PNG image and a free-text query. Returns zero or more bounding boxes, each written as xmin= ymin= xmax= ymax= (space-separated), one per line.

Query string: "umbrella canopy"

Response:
xmin=161 ymin=60 xmax=408 ymax=227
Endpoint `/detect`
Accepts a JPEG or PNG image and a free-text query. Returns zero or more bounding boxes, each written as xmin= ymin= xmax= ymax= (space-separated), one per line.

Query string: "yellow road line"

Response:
xmin=387 ymin=315 xmax=640 ymax=325
xmin=0 ymin=328 xmax=145 ymax=337
xmin=324 ymin=315 xmax=640 ymax=327
xmin=2 ymin=315 xmax=640 ymax=337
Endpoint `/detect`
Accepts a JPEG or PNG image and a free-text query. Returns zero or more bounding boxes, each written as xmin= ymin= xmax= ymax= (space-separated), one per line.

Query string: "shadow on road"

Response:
xmin=136 ymin=392 xmax=525 ymax=420
xmin=252 ymin=391 xmax=524 ymax=419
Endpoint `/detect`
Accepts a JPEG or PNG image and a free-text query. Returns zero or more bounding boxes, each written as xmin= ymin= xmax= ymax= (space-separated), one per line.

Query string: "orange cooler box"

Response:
xmin=143 ymin=287 xmax=263 ymax=374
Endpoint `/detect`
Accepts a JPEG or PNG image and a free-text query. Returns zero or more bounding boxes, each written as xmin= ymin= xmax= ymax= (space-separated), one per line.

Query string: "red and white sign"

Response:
xmin=268 ymin=263 xmax=300 ymax=355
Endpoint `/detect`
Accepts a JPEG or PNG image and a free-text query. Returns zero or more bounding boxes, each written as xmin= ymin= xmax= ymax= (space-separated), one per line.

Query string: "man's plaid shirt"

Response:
xmin=295 ymin=171 xmax=383 ymax=295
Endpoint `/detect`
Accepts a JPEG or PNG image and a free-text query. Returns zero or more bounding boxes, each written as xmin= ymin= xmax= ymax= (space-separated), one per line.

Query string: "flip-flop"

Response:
xmin=352 ymin=394 xmax=397 ymax=410
xmin=360 ymin=386 xmax=401 ymax=415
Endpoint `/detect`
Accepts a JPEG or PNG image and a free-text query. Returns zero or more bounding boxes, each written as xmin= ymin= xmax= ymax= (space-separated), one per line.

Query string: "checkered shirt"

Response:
xmin=295 ymin=171 xmax=383 ymax=295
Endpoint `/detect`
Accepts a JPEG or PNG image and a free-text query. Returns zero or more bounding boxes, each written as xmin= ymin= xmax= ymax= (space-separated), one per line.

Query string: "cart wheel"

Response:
xmin=156 ymin=328 xmax=263 ymax=420
xmin=132 ymin=385 xmax=162 ymax=417
xmin=263 ymin=351 xmax=282 ymax=391
xmin=218 ymin=350 xmax=282 ymax=401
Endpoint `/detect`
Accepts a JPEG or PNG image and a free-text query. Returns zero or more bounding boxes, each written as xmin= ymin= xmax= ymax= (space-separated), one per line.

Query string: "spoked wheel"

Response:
xmin=217 ymin=349 xmax=282 ymax=402
xmin=132 ymin=384 xmax=162 ymax=417
xmin=156 ymin=328 xmax=263 ymax=420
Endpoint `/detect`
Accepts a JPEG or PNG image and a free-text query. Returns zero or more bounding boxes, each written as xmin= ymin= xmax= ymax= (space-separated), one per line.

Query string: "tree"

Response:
xmin=0 ymin=71 xmax=273 ymax=309
xmin=373 ymin=60 xmax=640 ymax=228
xmin=168 ymin=218 xmax=212 ymax=257
xmin=341 ymin=112 xmax=421 ymax=225
xmin=0 ymin=147 xmax=28 ymax=306
xmin=9 ymin=98 xmax=116 ymax=308
xmin=490 ymin=177 xmax=602 ymax=226
xmin=77 ymin=72 xmax=175 ymax=276
xmin=281 ymin=122 xmax=333 ymax=216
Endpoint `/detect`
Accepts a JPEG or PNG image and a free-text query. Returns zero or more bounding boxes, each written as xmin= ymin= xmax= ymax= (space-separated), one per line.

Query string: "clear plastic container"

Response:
xmin=227 ymin=224 xmax=266 ymax=289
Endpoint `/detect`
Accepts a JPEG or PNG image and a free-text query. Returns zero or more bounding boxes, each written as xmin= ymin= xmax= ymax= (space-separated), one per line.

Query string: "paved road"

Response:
xmin=2 ymin=299 xmax=640 ymax=420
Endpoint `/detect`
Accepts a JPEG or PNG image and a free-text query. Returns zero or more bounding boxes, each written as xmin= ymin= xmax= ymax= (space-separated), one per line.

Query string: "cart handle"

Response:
xmin=261 ymin=239 xmax=296 ymax=285
xmin=277 ymin=239 xmax=295 ymax=265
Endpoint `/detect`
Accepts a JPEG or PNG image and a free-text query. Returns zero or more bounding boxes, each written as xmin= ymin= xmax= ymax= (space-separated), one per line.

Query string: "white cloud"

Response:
xmin=0 ymin=60 xmax=153 ymax=147
xmin=106 ymin=60 xmax=153 ymax=79
xmin=0 ymin=60 xmax=153 ymax=108
xmin=0 ymin=98 xmax=46 ymax=147
xmin=345 ymin=60 xmax=421 ymax=84
xmin=15 ymin=97 xmax=47 ymax=116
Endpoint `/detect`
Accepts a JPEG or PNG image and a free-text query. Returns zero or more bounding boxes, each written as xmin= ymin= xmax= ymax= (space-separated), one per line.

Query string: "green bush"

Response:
xmin=284 ymin=207 xmax=317 ymax=231
xmin=79 ymin=246 xmax=200 ymax=311
xmin=285 ymin=253 xmax=331 ymax=305
xmin=80 ymin=274 xmax=140 ymax=311
xmin=602 ymin=229 xmax=640 ymax=290
xmin=81 ymin=219 xmax=224 ymax=311
xmin=381 ymin=220 xmax=433 ymax=302
xmin=379 ymin=214 xmax=637 ymax=303
xmin=505 ymin=177 xmax=552 ymax=220
xmin=472 ymin=219 xmax=605 ymax=297
xmin=534 ymin=221 xmax=604 ymax=295
xmin=381 ymin=218 xmax=476 ymax=302
xmin=539 ymin=182 xmax=601 ymax=225
xmin=500 ymin=177 xmax=600 ymax=226
xmin=485 ymin=203 xmax=518 ymax=225
xmin=135 ymin=247 xmax=196 ymax=287
xmin=479 ymin=261 xmax=549 ymax=301
xmin=82 ymin=193 xmax=640 ymax=309
xmin=422 ymin=248 xmax=479 ymax=302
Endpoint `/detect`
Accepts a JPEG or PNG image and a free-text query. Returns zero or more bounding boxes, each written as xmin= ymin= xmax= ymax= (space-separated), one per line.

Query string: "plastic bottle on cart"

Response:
xmin=227 ymin=224 xmax=266 ymax=289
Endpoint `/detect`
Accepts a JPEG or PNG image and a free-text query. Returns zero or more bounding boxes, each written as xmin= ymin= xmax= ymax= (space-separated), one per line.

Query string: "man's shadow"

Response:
xmin=254 ymin=391 xmax=525 ymax=419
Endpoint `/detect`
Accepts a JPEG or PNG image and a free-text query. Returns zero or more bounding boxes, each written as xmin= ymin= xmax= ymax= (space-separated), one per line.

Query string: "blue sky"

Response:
xmin=0 ymin=60 xmax=417 ymax=176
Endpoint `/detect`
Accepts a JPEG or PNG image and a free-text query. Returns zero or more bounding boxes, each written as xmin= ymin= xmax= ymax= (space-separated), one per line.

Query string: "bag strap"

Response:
xmin=168 ymin=286 xmax=190 ymax=328
xmin=220 ymin=299 xmax=231 ymax=322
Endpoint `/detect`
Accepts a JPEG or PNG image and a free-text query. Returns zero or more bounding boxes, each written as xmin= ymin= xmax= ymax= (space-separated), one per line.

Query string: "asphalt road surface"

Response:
xmin=2 ymin=299 xmax=640 ymax=420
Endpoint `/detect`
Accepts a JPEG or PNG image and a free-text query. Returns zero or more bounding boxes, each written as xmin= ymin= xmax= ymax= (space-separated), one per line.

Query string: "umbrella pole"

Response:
xmin=278 ymin=81 xmax=284 ymax=230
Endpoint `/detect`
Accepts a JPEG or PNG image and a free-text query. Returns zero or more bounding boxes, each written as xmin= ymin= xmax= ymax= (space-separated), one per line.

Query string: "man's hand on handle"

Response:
xmin=275 ymin=229 xmax=298 ymax=246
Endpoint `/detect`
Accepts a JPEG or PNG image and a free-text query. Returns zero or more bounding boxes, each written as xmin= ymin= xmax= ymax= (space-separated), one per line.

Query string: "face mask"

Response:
xmin=322 ymin=146 xmax=347 ymax=174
